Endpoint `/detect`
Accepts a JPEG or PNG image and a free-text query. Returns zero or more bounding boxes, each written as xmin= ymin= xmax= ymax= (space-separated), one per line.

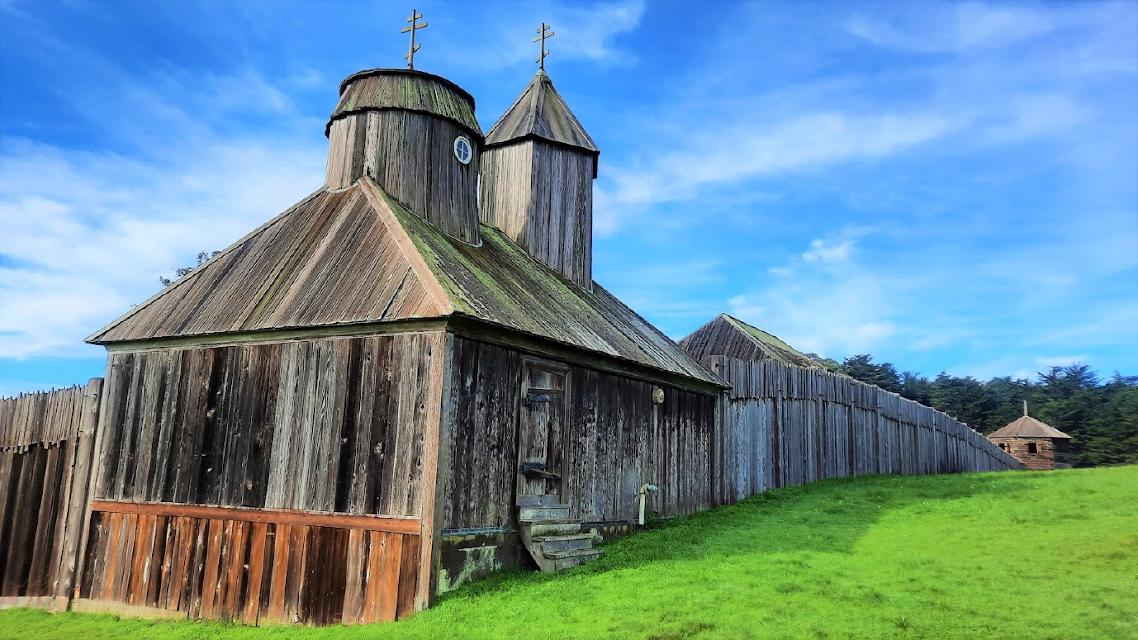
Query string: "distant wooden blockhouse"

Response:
xmin=79 ymin=68 xmax=724 ymax=625
xmin=988 ymin=406 xmax=1072 ymax=470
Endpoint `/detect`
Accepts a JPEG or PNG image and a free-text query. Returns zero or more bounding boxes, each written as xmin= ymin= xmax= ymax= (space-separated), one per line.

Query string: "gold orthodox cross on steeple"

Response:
xmin=534 ymin=22 xmax=554 ymax=70
xmin=401 ymin=9 xmax=428 ymax=69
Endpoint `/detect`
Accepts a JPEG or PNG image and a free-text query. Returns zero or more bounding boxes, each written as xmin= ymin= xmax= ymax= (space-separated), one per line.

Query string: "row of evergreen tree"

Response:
xmin=815 ymin=354 xmax=1137 ymax=467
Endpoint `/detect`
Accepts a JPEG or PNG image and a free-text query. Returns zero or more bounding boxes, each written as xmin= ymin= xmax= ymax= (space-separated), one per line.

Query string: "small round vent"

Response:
xmin=453 ymin=136 xmax=472 ymax=165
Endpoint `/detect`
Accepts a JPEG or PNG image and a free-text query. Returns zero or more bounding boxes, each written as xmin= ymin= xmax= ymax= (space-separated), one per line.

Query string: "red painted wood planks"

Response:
xmin=81 ymin=504 xmax=422 ymax=625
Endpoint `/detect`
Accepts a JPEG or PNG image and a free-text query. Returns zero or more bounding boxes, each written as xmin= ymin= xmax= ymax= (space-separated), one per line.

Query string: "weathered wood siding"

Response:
xmin=440 ymin=337 xmax=716 ymax=531
xmin=83 ymin=331 xmax=446 ymax=623
xmin=80 ymin=502 xmax=420 ymax=625
xmin=326 ymin=111 xmax=480 ymax=244
xmin=479 ymin=140 xmax=594 ymax=288
xmin=709 ymin=357 xmax=1022 ymax=503
xmin=0 ymin=380 xmax=102 ymax=607
xmin=93 ymin=334 xmax=441 ymax=515
xmin=440 ymin=338 xmax=522 ymax=531
xmin=566 ymin=368 xmax=715 ymax=522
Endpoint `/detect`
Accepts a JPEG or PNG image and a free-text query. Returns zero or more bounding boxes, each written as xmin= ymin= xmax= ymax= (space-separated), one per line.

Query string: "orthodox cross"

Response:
xmin=533 ymin=22 xmax=554 ymax=70
xmin=401 ymin=9 xmax=428 ymax=69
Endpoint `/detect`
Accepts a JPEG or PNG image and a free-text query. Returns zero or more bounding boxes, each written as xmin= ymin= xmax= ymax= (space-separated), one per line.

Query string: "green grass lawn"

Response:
xmin=3 ymin=466 xmax=1136 ymax=639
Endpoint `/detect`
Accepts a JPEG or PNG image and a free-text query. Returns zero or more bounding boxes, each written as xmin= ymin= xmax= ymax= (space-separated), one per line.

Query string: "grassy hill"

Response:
xmin=2 ymin=466 xmax=1135 ymax=639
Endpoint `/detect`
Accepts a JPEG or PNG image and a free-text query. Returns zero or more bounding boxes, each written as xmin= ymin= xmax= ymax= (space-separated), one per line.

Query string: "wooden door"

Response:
xmin=516 ymin=360 xmax=567 ymax=503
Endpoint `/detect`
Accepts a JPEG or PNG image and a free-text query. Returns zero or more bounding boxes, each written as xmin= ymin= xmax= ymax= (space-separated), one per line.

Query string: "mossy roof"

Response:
xmin=90 ymin=178 xmax=719 ymax=386
xmin=679 ymin=314 xmax=826 ymax=369
xmin=327 ymin=68 xmax=482 ymax=138
xmin=380 ymin=187 xmax=719 ymax=384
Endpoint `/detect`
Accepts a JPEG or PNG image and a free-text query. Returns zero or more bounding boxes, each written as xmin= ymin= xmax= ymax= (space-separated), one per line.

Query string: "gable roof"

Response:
xmin=88 ymin=178 xmax=720 ymax=387
xmin=679 ymin=314 xmax=826 ymax=369
xmin=989 ymin=415 xmax=1071 ymax=439
xmin=87 ymin=186 xmax=448 ymax=343
xmin=485 ymin=70 xmax=598 ymax=156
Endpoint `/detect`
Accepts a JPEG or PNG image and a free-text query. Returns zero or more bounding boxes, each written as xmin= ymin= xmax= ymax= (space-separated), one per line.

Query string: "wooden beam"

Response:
xmin=89 ymin=500 xmax=421 ymax=535
xmin=100 ymin=319 xmax=448 ymax=353
xmin=421 ymin=332 xmax=454 ymax=608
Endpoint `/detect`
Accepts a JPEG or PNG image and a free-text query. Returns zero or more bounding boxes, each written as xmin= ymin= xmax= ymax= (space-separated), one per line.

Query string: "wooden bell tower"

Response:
xmin=479 ymin=28 xmax=599 ymax=288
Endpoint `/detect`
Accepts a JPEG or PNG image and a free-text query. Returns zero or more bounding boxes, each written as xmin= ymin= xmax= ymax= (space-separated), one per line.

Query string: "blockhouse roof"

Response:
xmin=88 ymin=178 xmax=720 ymax=387
xmin=989 ymin=415 xmax=1071 ymax=439
xmin=485 ymin=70 xmax=598 ymax=155
xmin=680 ymin=314 xmax=827 ymax=369
xmin=327 ymin=68 xmax=482 ymax=139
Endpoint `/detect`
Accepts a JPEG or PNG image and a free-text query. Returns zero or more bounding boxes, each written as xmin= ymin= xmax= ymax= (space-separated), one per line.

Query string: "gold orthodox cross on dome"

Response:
xmin=401 ymin=9 xmax=428 ymax=69
xmin=534 ymin=22 xmax=554 ymax=70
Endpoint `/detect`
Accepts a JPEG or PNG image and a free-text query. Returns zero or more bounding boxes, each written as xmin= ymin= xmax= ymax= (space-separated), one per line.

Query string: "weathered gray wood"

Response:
xmin=439 ymin=336 xmax=716 ymax=533
xmin=0 ymin=380 xmax=103 ymax=604
xmin=94 ymin=333 xmax=445 ymax=520
xmin=480 ymin=140 xmax=594 ymax=288
xmin=704 ymin=356 xmax=1022 ymax=504
xmin=326 ymin=111 xmax=480 ymax=244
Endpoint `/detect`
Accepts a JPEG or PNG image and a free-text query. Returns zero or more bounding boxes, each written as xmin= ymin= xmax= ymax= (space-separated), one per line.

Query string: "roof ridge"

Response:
xmin=357 ymin=177 xmax=455 ymax=316
xmin=486 ymin=74 xmax=537 ymax=139
xmin=721 ymin=314 xmax=802 ymax=356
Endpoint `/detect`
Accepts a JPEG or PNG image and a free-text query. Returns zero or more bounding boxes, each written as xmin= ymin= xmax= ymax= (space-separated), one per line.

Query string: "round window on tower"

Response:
xmin=453 ymin=136 xmax=472 ymax=165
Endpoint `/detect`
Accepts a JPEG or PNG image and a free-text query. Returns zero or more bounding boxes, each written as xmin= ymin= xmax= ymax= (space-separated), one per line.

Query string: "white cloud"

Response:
xmin=0 ymin=137 xmax=324 ymax=359
xmin=983 ymin=93 xmax=1092 ymax=142
xmin=0 ymin=13 xmax=330 ymax=361
xmin=1036 ymin=355 xmax=1090 ymax=369
xmin=437 ymin=0 xmax=645 ymax=71
xmin=595 ymin=111 xmax=958 ymax=234
xmin=802 ymin=238 xmax=852 ymax=264
xmin=846 ymin=3 xmax=1055 ymax=53
xmin=725 ymin=228 xmax=904 ymax=357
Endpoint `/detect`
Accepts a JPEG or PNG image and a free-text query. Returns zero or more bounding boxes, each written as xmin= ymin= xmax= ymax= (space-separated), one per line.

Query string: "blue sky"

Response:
xmin=1 ymin=0 xmax=1136 ymax=395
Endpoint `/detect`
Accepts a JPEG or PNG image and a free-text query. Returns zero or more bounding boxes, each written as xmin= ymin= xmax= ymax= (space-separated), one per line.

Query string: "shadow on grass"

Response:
xmin=442 ymin=470 xmax=1042 ymax=601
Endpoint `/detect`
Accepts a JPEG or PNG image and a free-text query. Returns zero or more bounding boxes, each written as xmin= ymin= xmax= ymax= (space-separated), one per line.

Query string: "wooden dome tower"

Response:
xmin=325 ymin=68 xmax=483 ymax=244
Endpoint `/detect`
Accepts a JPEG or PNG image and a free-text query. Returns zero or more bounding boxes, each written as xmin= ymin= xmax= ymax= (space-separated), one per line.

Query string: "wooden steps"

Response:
xmin=517 ymin=496 xmax=603 ymax=573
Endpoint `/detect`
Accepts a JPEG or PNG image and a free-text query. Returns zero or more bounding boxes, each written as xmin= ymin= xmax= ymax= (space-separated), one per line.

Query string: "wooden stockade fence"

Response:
xmin=707 ymin=357 xmax=1022 ymax=503
xmin=0 ymin=379 xmax=102 ymax=610
xmin=0 ymin=358 xmax=1022 ymax=621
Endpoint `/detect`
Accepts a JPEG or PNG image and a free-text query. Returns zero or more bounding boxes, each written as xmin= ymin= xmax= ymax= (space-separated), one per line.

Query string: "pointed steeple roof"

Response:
xmin=485 ymin=70 xmax=599 ymax=157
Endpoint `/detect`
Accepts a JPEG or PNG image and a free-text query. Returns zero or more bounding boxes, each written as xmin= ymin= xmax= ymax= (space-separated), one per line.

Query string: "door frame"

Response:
xmin=515 ymin=356 xmax=570 ymax=505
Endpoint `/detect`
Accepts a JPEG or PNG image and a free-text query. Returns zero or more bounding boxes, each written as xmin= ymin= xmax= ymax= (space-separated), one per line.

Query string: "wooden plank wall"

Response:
xmin=94 ymin=334 xmax=442 ymax=515
xmin=326 ymin=111 xmax=480 ymax=244
xmin=84 ymin=332 xmax=445 ymax=623
xmin=0 ymin=379 xmax=102 ymax=606
xmin=566 ymin=369 xmax=715 ymax=523
xmin=440 ymin=337 xmax=717 ymax=531
xmin=708 ymin=357 xmax=1023 ymax=503
xmin=479 ymin=140 xmax=595 ymax=288
xmin=80 ymin=502 xmax=420 ymax=625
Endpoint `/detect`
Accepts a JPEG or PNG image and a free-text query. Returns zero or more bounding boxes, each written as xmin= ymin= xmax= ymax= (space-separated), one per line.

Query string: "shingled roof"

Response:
xmin=485 ymin=70 xmax=599 ymax=159
xmin=989 ymin=415 xmax=1071 ymax=439
xmin=88 ymin=178 xmax=720 ymax=386
xmin=679 ymin=314 xmax=826 ymax=369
